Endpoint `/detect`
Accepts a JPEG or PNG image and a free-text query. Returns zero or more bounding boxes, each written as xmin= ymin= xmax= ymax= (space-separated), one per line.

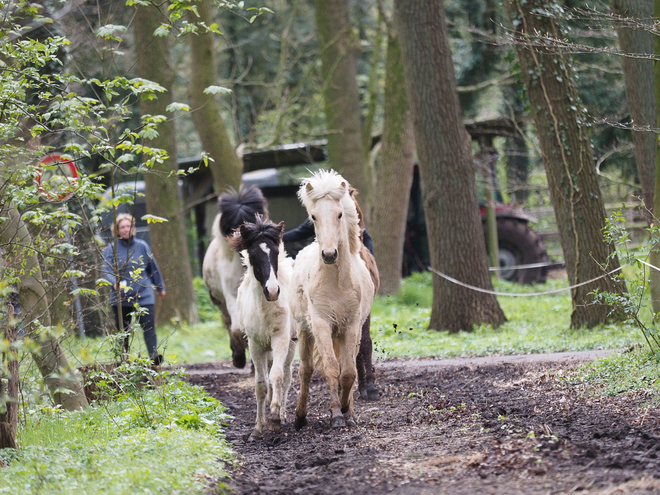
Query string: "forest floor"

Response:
xmin=186 ymin=351 xmax=660 ymax=495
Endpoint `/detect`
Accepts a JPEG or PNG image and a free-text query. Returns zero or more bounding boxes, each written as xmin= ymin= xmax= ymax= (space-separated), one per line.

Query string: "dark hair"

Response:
xmin=218 ymin=186 xmax=269 ymax=237
xmin=228 ymin=214 xmax=284 ymax=252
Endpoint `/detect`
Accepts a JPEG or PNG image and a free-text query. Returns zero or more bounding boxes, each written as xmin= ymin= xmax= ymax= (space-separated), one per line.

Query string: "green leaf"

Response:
xmin=165 ymin=102 xmax=190 ymax=113
xmin=141 ymin=214 xmax=169 ymax=224
xmin=203 ymin=85 xmax=232 ymax=95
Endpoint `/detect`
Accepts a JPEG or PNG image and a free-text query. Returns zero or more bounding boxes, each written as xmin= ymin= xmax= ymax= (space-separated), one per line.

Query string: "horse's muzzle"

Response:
xmin=322 ymin=249 xmax=338 ymax=264
xmin=264 ymin=286 xmax=280 ymax=301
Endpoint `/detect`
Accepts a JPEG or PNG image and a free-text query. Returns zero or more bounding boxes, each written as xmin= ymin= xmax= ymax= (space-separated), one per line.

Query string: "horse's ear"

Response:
xmin=239 ymin=223 xmax=251 ymax=241
xmin=227 ymin=230 xmax=244 ymax=252
xmin=340 ymin=181 xmax=347 ymax=192
xmin=305 ymin=182 xmax=314 ymax=193
xmin=275 ymin=221 xmax=285 ymax=239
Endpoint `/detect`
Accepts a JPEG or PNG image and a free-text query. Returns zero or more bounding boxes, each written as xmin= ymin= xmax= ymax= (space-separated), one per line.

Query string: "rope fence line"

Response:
xmin=427 ymin=265 xmax=626 ymax=297
xmin=488 ymin=260 xmax=564 ymax=272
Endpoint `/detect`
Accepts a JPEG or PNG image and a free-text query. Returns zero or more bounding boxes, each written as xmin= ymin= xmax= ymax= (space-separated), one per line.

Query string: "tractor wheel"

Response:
xmin=488 ymin=218 xmax=549 ymax=284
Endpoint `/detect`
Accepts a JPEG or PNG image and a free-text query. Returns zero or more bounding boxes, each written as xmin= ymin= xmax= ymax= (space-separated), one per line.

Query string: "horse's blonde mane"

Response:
xmin=298 ymin=169 xmax=362 ymax=255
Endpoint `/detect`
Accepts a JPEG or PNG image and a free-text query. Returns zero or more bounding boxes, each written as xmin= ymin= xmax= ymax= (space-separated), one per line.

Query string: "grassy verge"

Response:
xmin=2 ymin=372 xmax=233 ymax=494
xmin=370 ymin=272 xmax=641 ymax=360
xmin=62 ymin=273 xmax=643 ymax=366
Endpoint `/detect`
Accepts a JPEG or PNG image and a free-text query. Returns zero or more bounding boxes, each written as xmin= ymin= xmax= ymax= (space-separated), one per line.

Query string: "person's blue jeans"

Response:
xmin=112 ymin=305 xmax=158 ymax=360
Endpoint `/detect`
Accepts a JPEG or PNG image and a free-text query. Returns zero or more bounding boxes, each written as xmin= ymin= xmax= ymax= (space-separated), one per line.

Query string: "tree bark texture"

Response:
xmin=0 ymin=302 xmax=19 ymax=449
xmin=650 ymin=0 xmax=660 ymax=315
xmin=612 ymin=0 xmax=656 ymax=216
xmin=0 ymin=204 xmax=87 ymax=410
xmin=506 ymin=0 xmax=625 ymax=329
xmin=189 ymin=0 xmax=243 ymax=193
xmin=315 ymin=0 xmax=371 ymax=211
xmin=393 ymin=0 xmax=506 ymax=332
xmin=371 ymin=32 xmax=415 ymax=295
xmin=134 ymin=3 xmax=199 ymax=325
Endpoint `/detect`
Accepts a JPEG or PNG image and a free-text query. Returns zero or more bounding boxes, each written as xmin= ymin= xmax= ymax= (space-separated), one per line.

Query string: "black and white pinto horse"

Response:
xmin=228 ymin=216 xmax=297 ymax=437
xmin=202 ymin=186 xmax=268 ymax=368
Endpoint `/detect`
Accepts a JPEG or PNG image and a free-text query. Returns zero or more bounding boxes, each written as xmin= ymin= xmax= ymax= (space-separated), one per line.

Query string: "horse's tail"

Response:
xmin=217 ymin=185 xmax=269 ymax=237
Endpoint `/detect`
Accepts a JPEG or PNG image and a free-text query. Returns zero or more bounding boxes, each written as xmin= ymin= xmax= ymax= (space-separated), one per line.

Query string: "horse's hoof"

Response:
xmin=295 ymin=415 xmax=308 ymax=431
xmin=343 ymin=412 xmax=356 ymax=427
xmin=248 ymin=428 xmax=263 ymax=442
xmin=271 ymin=417 xmax=281 ymax=432
xmin=366 ymin=384 xmax=380 ymax=401
xmin=331 ymin=415 xmax=347 ymax=428
xmin=358 ymin=387 xmax=369 ymax=400
xmin=232 ymin=352 xmax=247 ymax=369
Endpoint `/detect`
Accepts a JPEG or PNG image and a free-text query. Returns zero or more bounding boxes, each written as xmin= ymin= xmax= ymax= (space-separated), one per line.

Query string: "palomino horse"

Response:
xmin=289 ymin=170 xmax=375 ymax=429
xmin=228 ymin=215 xmax=297 ymax=437
xmin=202 ymin=186 xmax=268 ymax=368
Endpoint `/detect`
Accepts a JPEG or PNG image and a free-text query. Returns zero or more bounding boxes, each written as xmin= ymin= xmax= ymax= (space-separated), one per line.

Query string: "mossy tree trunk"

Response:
xmin=651 ymin=0 xmax=660 ymax=315
xmin=506 ymin=0 xmax=625 ymax=329
xmin=189 ymin=0 xmax=243 ymax=193
xmin=0 ymin=301 xmax=18 ymax=449
xmin=393 ymin=0 xmax=506 ymax=332
xmin=0 ymin=204 xmax=87 ymax=411
xmin=371 ymin=30 xmax=415 ymax=295
xmin=134 ymin=3 xmax=199 ymax=325
xmin=612 ymin=0 xmax=656 ymax=216
xmin=314 ymin=0 xmax=370 ymax=210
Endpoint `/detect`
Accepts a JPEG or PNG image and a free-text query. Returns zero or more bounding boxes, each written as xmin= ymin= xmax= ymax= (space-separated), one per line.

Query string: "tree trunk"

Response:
xmin=0 ymin=204 xmax=87 ymax=410
xmin=371 ymin=31 xmax=415 ymax=295
xmin=612 ymin=0 xmax=656 ymax=216
xmin=134 ymin=3 xmax=199 ymax=325
xmin=506 ymin=0 xmax=625 ymax=329
xmin=393 ymin=0 xmax=506 ymax=332
xmin=314 ymin=0 xmax=371 ymax=212
xmin=0 ymin=300 xmax=19 ymax=449
xmin=651 ymin=0 xmax=660 ymax=316
xmin=189 ymin=0 xmax=243 ymax=193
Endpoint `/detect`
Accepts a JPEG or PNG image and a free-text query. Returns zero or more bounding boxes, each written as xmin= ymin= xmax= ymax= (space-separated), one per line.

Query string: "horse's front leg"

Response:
xmin=338 ymin=321 xmax=361 ymax=426
xmin=312 ymin=319 xmax=345 ymax=428
xmin=280 ymin=333 xmax=297 ymax=424
xmin=295 ymin=328 xmax=314 ymax=430
xmin=268 ymin=327 xmax=293 ymax=431
xmin=249 ymin=340 xmax=269 ymax=439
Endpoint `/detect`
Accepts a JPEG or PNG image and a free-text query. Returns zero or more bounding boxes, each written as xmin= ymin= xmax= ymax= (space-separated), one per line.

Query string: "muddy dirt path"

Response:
xmin=186 ymin=352 xmax=660 ymax=494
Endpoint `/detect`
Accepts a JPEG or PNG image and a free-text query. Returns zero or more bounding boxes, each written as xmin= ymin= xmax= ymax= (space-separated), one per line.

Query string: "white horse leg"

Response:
xmin=280 ymin=337 xmax=297 ymax=424
xmin=312 ymin=320 xmax=344 ymax=428
xmin=250 ymin=340 xmax=269 ymax=438
xmin=268 ymin=330 xmax=291 ymax=431
xmin=338 ymin=323 xmax=361 ymax=426
xmin=295 ymin=329 xmax=314 ymax=430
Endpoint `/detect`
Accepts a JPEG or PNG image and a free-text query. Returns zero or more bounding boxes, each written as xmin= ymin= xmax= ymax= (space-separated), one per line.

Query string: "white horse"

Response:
xmin=229 ymin=216 xmax=297 ymax=437
xmin=202 ymin=186 xmax=268 ymax=368
xmin=289 ymin=170 xmax=375 ymax=429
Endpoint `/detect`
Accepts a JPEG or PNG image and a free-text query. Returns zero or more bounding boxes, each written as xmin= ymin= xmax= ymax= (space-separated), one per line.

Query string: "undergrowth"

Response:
xmin=1 ymin=366 xmax=233 ymax=494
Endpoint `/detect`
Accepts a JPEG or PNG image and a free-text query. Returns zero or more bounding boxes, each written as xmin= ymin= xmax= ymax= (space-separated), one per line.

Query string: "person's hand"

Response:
xmin=113 ymin=283 xmax=117 ymax=290
xmin=158 ymin=290 xmax=166 ymax=300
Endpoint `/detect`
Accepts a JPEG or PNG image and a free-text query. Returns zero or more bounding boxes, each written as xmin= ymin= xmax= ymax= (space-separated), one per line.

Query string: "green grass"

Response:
xmin=370 ymin=272 xmax=641 ymax=360
xmin=564 ymin=346 xmax=660 ymax=405
xmin=1 ymin=381 xmax=233 ymax=494
xmin=61 ymin=274 xmax=644 ymax=366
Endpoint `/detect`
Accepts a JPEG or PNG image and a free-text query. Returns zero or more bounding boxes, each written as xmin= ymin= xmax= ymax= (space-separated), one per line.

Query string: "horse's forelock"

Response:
xmin=239 ymin=218 xmax=283 ymax=251
xmin=298 ymin=169 xmax=348 ymax=211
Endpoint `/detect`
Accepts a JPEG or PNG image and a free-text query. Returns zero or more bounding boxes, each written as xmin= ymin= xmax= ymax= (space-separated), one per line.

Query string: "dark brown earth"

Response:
xmin=186 ymin=352 xmax=660 ymax=495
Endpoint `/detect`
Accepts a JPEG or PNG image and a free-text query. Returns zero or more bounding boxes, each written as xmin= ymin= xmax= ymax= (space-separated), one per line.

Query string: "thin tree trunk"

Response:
xmin=506 ymin=0 xmax=625 ymax=329
xmin=134 ymin=3 xmax=199 ymax=325
xmin=612 ymin=0 xmax=656 ymax=215
xmin=393 ymin=0 xmax=506 ymax=332
xmin=189 ymin=0 xmax=243 ymax=193
xmin=371 ymin=31 xmax=415 ymax=295
xmin=0 ymin=204 xmax=87 ymax=410
xmin=0 ymin=300 xmax=18 ymax=449
xmin=315 ymin=0 xmax=371 ymax=213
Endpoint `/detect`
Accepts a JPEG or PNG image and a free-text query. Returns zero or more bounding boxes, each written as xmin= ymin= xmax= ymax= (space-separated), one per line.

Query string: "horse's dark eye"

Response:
xmin=311 ymin=215 xmax=316 ymax=221
xmin=338 ymin=212 xmax=343 ymax=219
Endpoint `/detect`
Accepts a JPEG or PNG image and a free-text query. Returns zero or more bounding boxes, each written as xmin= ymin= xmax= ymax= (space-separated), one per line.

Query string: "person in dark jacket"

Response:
xmin=102 ymin=213 xmax=166 ymax=364
xmin=283 ymin=218 xmax=374 ymax=255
